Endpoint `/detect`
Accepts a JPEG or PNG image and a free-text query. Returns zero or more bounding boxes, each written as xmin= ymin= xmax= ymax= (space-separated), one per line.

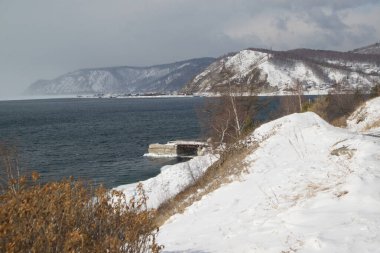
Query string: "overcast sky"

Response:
xmin=1 ymin=0 xmax=379 ymax=97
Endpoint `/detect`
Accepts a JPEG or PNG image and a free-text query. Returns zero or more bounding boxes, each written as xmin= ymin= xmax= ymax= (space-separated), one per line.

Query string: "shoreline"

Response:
xmin=0 ymin=94 xmax=197 ymax=102
xmin=0 ymin=90 xmax=334 ymax=102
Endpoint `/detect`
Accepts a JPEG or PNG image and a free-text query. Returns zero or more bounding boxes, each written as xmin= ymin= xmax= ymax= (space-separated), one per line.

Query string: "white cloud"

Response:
xmin=223 ymin=0 xmax=380 ymax=50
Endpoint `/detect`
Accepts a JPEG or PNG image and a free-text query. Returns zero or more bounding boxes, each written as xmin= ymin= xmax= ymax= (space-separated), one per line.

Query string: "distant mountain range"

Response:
xmin=183 ymin=44 xmax=380 ymax=95
xmin=26 ymin=43 xmax=380 ymax=95
xmin=26 ymin=58 xmax=215 ymax=95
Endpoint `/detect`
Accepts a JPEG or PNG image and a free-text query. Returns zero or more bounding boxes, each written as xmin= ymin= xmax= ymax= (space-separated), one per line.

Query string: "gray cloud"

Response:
xmin=0 ymin=0 xmax=379 ymax=97
xmin=273 ymin=16 xmax=289 ymax=31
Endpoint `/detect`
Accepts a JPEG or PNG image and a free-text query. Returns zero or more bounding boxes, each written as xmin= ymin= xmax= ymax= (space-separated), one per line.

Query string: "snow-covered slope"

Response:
xmin=351 ymin=42 xmax=380 ymax=55
xmin=155 ymin=112 xmax=380 ymax=252
xmin=114 ymin=155 xmax=218 ymax=209
xmin=26 ymin=58 xmax=215 ymax=95
xmin=183 ymin=48 xmax=380 ymax=95
xmin=347 ymin=96 xmax=380 ymax=133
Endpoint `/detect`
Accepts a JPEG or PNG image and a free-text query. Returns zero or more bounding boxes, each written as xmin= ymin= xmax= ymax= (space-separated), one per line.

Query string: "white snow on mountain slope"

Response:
xmin=114 ymin=154 xmax=218 ymax=209
xmin=326 ymin=59 xmax=380 ymax=75
xmin=225 ymin=50 xmax=323 ymax=91
xmin=157 ymin=112 xmax=380 ymax=253
xmin=225 ymin=50 xmax=268 ymax=75
xmin=351 ymin=43 xmax=380 ymax=55
xmin=26 ymin=58 xmax=215 ymax=95
xmin=185 ymin=48 xmax=380 ymax=94
xmin=347 ymin=96 xmax=380 ymax=133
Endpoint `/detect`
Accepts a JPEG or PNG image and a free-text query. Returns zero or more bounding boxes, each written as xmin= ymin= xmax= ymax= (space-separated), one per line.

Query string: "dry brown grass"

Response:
xmin=307 ymin=94 xmax=367 ymax=127
xmin=154 ymin=142 xmax=256 ymax=226
xmin=0 ymin=145 xmax=163 ymax=253
xmin=330 ymin=116 xmax=348 ymax=127
xmin=370 ymin=83 xmax=380 ymax=98
xmin=308 ymin=96 xmax=329 ymax=120
xmin=364 ymin=119 xmax=380 ymax=131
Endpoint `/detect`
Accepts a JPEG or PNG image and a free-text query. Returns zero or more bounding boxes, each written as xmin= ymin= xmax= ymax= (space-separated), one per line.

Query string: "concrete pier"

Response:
xmin=147 ymin=140 xmax=209 ymax=157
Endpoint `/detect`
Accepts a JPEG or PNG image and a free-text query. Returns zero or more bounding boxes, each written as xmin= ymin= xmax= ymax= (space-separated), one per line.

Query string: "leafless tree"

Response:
xmin=197 ymin=54 xmax=267 ymax=151
xmin=294 ymin=79 xmax=304 ymax=112
xmin=324 ymin=81 xmax=365 ymax=124
xmin=277 ymin=79 xmax=305 ymax=116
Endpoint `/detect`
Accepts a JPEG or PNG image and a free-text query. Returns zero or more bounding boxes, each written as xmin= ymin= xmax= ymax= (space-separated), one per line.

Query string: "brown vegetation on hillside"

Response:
xmin=275 ymin=80 xmax=371 ymax=127
xmin=370 ymin=82 xmax=380 ymax=97
xmin=308 ymin=83 xmax=366 ymax=127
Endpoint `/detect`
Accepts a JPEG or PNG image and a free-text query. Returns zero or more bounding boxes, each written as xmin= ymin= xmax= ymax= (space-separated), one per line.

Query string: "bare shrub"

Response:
xmin=198 ymin=96 xmax=259 ymax=148
xmin=197 ymin=55 xmax=267 ymax=152
xmin=364 ymin=119 xmax=380 ymax=131
xmin=308 ymin=96 xmax=329 ymax=120
xmin=276 ymin=79 xmax=311 ymax=117
xmin=307 ymin=93 xmax=363 ymax=127
xmin=0 ymin=145 xmax=163 ymax=253
xmin=330 ymin=116 xmax=349 ymax=127
xmin=324 ymin=86 xmax=365 ymax=126
xmin=305 ymin=82 xmax=367 ymax=126
xmin=370 ymin=82 xmax=380 ymax=98
xmin=276 ymin=95 xmax=306 ymax=116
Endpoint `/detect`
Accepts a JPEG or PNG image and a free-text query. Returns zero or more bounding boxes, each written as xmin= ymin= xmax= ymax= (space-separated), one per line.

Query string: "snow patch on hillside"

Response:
xmin=225 ymin=50 xmax=268 ymax=75
xmin=347 ymin=97 xmax=380 ymax=133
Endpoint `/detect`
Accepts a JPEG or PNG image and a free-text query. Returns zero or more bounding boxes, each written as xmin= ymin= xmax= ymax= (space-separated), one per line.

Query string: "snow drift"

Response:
xmin=114 ymin=155 xmax=218 ymax=209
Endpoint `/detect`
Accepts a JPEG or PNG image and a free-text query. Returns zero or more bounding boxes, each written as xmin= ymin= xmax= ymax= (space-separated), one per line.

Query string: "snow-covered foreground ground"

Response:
xmin=114 ymin=98 xmax=380 ymax=252
xmin=156 ymin=111 xmax=380 ymax=252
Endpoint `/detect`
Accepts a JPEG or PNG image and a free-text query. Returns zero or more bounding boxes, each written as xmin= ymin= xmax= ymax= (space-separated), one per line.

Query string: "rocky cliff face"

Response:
xmin=183 ymin=48 xmax=380 ymax=95
xmin=26 ymin=58 xmax=215 ymax=95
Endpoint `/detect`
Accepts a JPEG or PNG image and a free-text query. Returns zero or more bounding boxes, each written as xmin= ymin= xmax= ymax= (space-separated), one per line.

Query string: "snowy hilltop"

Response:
xmin=26 ymin=58 xmax=215 ymax=95
xmin=183 ymin=46 xmax=380 ymax=95
xmin=351 ymin=42 xmax=380 ymax=55
xmin=116 ymin=97 xmax=380 ymax=252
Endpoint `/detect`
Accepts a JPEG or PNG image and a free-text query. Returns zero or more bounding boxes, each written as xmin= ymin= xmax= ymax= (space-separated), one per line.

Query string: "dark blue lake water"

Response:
xmin=0 ymin=96 xmax=296 ymax=188
xmin=0 ymin=98 xmax=203 ymax=188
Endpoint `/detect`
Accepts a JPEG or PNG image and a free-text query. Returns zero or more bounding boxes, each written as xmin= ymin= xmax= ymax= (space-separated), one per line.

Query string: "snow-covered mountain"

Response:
xmin=26 ymin=58 xmax=215 ymax=95
xmin=27 ymin=43 xmax=380 ymax=96
xmin=183 ymin=47 xmax=380 ymax=95
xmin=351 ymin=42 xmax=380 ymax=55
